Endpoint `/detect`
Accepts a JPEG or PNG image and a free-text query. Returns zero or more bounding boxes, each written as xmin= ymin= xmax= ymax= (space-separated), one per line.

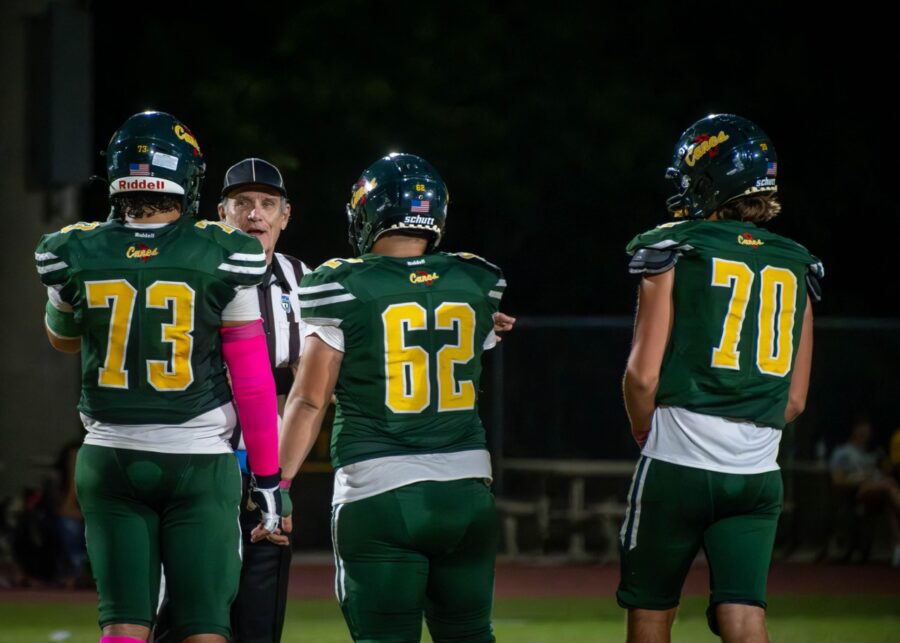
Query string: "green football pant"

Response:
xmin=617 ymin=456 xmax=783 ymax=612
xmin=332 ymin=478 xmax=498 ymax=643
xmin=75 ymin=444 xmax=242 ymax=639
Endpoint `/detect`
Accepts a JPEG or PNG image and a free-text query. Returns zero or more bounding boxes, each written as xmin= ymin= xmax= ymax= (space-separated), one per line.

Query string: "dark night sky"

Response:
xmin=86 ymin=2 xmax=896 ymax=318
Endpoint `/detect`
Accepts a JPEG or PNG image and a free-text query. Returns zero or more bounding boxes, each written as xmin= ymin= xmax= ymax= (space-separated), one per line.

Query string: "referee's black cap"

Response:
xmin=221 ymin=158 xmax=287 ymax=198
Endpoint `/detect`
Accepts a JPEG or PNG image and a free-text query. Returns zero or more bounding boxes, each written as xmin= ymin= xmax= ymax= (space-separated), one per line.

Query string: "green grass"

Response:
xmin=0 ymin=595 xmax=897 ymax=642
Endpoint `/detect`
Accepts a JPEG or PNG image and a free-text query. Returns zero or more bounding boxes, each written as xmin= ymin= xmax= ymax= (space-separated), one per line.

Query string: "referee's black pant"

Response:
xmin=154 ymin=474 xmax=293 ymax=643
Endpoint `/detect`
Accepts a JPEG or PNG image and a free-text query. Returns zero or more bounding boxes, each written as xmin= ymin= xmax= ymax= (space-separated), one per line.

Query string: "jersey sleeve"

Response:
xmin=34 ymin=230 xmax=74 ymax=288
xmin=449 ymin=252 xmax=506 ymax=314
xmin=625 ymin=221 xmax=696 ymax=275
xmin=195 ymin=221 xmax=267 ymax=288
xmin=298 ymin=258 xmax=361 ymax=327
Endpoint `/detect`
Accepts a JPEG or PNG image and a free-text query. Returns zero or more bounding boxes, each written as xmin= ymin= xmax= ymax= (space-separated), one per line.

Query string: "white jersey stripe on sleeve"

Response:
xmin=35 ymin=251 xmax=59 ymax=261
xmin=298 ymin=282 xmax=346 ymax=296
xmin=36 ymin=261 xmax=69 ymax=274
xmin=228 ymin=252 xmax=266 ymax=262
xmin=217 ymin=263 xmax=267 ymax=275
xmin=299 ymin=293 xmax=356 ymax=308
xmin=488 ymin=290 xmax=503 ymax=299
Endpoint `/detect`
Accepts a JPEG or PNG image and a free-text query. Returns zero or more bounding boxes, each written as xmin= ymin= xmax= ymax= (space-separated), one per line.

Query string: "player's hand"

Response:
xmin=492 ymin=312 xmax=517 ymax=343
xmin=248 ymin=473 xmax=282 ymax=541
xmin=631 ymin=425 xmax=650 ymax=448
xmin=263 ymin=482 xmax=294 ymax=546
xmin=266 ymin=515 xmax=293 ymax=546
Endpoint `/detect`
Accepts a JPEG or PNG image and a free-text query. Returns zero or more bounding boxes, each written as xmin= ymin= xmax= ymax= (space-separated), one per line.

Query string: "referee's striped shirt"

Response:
xmin=259 ymin=252 xmax=311 ymax=393
xmin=233 ymin=251 xmax=310 ymax=457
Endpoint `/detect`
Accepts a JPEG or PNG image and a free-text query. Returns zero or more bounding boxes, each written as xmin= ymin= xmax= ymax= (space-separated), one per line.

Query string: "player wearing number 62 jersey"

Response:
xmin=299 ymin=251 xmax=504 ymax=470
xmin=281 ymin=153 xmax=506 ymax=643
xmin=617 ymin=114 xmax=823 ymax=643
xmin=35 ymin=111 xmax=280 ymax=643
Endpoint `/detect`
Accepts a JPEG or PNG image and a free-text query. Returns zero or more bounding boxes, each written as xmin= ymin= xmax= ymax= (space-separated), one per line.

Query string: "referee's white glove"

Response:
xmin=248 ymin=472 xmax=282 ymax=533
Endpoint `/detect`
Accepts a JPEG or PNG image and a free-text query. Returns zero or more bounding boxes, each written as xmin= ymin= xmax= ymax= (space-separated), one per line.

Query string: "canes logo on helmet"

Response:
xmin=665 ymin=114 xmax=777 ymax=219
xmin=683 ymin=131 xmax=730 ymax=167
xmin=173 ymin=123 xmax=201 ymax=156
xmin=346 ymin=153 xmax=449 ymax=255
xmin=106 ymin=111 xmax=206 ymax=217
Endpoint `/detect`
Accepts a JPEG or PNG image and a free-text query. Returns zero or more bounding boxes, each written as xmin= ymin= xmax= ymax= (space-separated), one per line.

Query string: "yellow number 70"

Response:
xmin=710 ymin=258 xmax=798 ymax=377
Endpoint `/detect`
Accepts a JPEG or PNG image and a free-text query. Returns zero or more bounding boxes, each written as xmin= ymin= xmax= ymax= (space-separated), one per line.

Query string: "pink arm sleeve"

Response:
xmin=220 ymin=320 xmax=279 ymax=477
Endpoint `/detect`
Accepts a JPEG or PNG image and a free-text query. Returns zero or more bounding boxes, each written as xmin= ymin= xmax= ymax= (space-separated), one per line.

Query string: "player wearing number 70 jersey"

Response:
xmin=618 ymin=114 xmax=823 ymax=643
xmin=280 ymin=153 xmax=505 ymax=643
xmin=34 ymin=111 xmax=280 ymax=643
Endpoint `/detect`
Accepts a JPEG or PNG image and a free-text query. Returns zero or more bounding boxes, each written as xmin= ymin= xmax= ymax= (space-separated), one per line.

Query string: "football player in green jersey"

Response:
xmin=34 ymin=112 xmax=282 ymax=643
xmin=617 ymin=114 xmax=823 ymax=643
xmin=280 ymin=153 xmax=507 ymax=642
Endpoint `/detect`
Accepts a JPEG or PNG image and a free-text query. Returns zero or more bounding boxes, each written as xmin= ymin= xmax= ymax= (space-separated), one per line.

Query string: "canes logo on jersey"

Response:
xmin=737 ymin=232 xmax=765 ymax=248
xmin=126 ymin=243 xmax=159 ymax=261
xmin=409 ymin=270 xmax=439 ymax=286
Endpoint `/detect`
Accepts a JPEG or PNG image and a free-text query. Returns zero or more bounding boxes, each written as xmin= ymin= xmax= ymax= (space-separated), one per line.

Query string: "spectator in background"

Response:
xmin=829 ymin=416 xmax=900 ymax=566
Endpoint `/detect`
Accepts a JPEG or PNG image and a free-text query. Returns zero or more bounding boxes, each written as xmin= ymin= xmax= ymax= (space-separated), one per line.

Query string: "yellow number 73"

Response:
xmin=86 ymin=279 xmax=195 ymax=391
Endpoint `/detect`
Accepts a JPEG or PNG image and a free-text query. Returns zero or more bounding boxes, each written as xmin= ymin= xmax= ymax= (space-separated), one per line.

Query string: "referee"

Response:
xmin=220 ymin=158 xmax=307 ymax=643
xmin=155 ymin=158 xmax=307 ymax=643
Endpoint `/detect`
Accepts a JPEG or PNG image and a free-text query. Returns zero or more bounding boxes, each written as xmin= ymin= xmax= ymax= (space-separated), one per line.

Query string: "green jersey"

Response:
xmin=35 ymin=217 xmax=266 ymax=425
xmin=299 ymin=252 xmax=506 ymax=468
xmin=627 ymin=219 xmax=823 ymax=429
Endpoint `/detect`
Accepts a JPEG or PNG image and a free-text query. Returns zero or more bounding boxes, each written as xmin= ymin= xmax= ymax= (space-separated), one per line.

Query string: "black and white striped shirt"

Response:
xmin=259 ymin=252 xmax=311 ymax=394
xmin=233 ymin=252 xmax=310 ymax=459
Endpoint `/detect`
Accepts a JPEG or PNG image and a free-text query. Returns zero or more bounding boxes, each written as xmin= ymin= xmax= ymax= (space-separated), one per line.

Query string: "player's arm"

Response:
xmin=45 ymin=325 xmax=80 ymax=353
xmin=219 ymin=285 xmax=281 ymax=537
xmin=280 ymin=335 xmax=343 ymax=482
xmin=784 ymin=295 xmax=814 ymax=424
xmin=44 ymin=288 xmax=81 ymax=353
xmin=623 ymin=269 xmax=674 ymax=446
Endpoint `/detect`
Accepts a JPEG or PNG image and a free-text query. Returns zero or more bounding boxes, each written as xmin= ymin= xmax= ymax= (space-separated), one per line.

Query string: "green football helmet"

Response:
xmin=665 ymin=114 xmax=777 ymax=219
xmin=346 ymin=153 xmax=449 ymax=255
xmin=106 ymin=111 xmax=205 ymax=217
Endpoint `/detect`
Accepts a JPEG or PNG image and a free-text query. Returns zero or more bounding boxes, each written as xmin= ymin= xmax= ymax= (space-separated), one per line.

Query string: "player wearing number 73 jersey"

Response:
xmin=618 ymin=114 xmax=823 ymax=643
xmin=35 ymin=111 xmax=280 ymax=643
xmin=281 ymin=153 xmax=505 ymax=643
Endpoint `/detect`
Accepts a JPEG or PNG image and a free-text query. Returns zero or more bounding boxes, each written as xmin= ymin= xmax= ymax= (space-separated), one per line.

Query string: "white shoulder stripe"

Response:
xmin=217 ymin=263 xmax=267 ymax=275
xmin=228 ymin=252 xmax=266 ymax=262
xmin=35 ymin=251 xmax=59 ymax=261
xmin=645 ymin=240 xmax=694 ymax=251
xmin=36 ymin=261 xmax=68 ymax=274
xmin=302 ymin=316 xmax=344 ymax=327
xmin=496 ymin=278 xmax=507 ymax=288
xmin=488 ymin=290 xmax=503 ymax=299
xmin=299 ymin=293 xmax=357 ymax=308
xmin=298 ymin=282 xmax=345 ymax=296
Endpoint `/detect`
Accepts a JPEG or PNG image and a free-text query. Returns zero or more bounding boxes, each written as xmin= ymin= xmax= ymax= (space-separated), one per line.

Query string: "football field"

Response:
xmin=1 ymin=562 xmax=897 ymax=642
xmin=0 ymin=595 xmax=898 ymax=642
